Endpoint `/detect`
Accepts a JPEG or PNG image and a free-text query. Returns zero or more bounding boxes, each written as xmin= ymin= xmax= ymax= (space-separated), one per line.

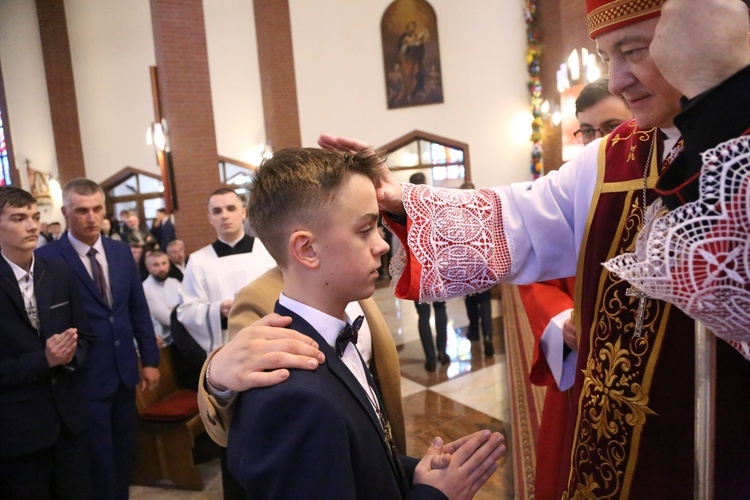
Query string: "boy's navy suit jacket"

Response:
xmin=227 ymin=303 xmax=446 ymax=500
xmin=0 ymin=255 xmax=95 ymax=456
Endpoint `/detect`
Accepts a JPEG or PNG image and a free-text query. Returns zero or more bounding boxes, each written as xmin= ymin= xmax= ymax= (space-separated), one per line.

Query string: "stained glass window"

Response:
xmin=389 ymin=138 xmax=466 ymax=186
xmin=0 ymin=108 xmax=11 ymax=186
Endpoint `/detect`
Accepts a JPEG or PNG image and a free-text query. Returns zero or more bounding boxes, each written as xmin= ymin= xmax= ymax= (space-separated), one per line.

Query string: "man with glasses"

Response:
xmin=573 ymin=78 xmax=633 ymax=145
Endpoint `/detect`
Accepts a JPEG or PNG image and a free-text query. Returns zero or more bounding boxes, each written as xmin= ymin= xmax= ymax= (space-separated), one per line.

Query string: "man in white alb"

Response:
xmin=142 ymin=250 xmax=179 ymax=347
xmin=177 ymin=188 xmax=276 ymax=353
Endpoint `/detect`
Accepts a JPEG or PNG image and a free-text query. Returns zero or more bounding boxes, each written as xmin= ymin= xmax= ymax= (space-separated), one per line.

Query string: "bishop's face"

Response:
xmin=596 ymin=17 xmax=682 ymax=130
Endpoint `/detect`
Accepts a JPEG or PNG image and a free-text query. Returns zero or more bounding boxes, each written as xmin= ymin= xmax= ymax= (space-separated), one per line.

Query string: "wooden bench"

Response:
xmin=131 ymin=346 xmax=206 ymax=490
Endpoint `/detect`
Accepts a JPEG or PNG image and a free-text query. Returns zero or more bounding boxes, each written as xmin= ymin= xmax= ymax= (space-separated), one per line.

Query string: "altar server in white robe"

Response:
xmin=177 ymin=188 xmax=276 ymax=353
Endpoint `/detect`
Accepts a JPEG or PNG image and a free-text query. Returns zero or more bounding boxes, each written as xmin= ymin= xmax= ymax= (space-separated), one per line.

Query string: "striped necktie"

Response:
xmin=86 ymin=247 xmax=109 ymax=304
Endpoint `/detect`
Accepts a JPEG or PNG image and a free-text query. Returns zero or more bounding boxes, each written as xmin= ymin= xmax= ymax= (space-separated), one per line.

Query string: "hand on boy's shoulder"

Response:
xmin=413 ymin=431 xmax=506 ymax=498
xmin=209 ymin=312 xmax=325 ymax=392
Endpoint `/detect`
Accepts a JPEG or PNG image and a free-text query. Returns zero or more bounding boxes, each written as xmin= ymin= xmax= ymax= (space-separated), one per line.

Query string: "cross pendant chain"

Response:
xmin=626 ymin=287 xmax=649 ymax=337
xmin=377 ymin=409 xmax=394 ymax=445
xmin=624 ymin=134 xmax=655 ymax=339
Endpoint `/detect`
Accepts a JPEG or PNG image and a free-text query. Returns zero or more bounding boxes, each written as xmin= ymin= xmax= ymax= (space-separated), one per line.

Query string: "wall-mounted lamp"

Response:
xmin=49 ymin=177 xmax=63 ymax=207
xmin=146 ymin=119 xmax=170 ymax=153
xmin=556 ymin=48 xmax=602 ymax=92
xmin=146 ymin=115 xmax=176 ymax=212
xmin=147 ymin=66 xmax=176 ymax=213
xmin=541 ymin=99 xmax=562 ymax=126
xmin=247 ymin=142 xmax=273 ymax=166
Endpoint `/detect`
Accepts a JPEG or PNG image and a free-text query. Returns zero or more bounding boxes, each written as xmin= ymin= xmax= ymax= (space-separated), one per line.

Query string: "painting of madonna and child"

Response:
xmin=381 ymin=0 xmax=444 ymax=109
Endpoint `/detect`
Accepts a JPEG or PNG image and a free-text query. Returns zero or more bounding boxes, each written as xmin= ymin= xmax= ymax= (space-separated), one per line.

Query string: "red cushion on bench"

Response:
xmin=141 ymin=389 xmax=199 ymax=422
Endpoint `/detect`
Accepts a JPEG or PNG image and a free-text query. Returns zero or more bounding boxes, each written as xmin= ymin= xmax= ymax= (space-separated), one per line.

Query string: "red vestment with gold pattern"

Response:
xmin=386 ymin=121 xmax=750 ymax=498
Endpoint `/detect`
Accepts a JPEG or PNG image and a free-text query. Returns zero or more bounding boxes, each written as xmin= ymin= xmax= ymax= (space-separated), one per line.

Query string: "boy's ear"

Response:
xmin=289 ymin=230 xmax=319 ymax=269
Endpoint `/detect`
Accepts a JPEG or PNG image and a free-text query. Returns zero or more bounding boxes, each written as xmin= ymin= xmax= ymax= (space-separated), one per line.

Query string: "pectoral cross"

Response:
xmin=378 ymin=409 xmax=394 ymax=445
xmin=626 ymin=287 xmax=649 ymax=337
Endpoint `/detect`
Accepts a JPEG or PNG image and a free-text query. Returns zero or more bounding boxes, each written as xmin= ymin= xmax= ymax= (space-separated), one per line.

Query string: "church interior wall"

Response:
xmin=203 ymin=0 xmax=266 ymax=166
xmin=65 ymin=0 xmax=158 ymax=184
xmin=0 ymin=0 xmax=58 ymax=192
xmin=1 ymin=0 xmax=538 ymax=224
xmin=536 ymin=0 xmax=598 ymax=174
xmin=290 ymin=0 xmax=531 ymax=189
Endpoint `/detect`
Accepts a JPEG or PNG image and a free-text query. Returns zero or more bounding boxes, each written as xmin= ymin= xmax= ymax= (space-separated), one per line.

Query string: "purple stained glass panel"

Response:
xmin=0 ymin=109 xmax=10 ymax=185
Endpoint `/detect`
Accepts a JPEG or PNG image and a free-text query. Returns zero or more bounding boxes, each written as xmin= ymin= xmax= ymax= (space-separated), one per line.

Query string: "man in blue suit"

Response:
xmin=37 ymin=178 xmax=160 ymax=499
xmin=0 ymin=186 xmax=96 ymax=498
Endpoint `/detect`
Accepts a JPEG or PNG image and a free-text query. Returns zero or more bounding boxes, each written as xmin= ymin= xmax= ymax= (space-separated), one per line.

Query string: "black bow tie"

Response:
xmin=336 ymin=315 xmax=364 ymax=357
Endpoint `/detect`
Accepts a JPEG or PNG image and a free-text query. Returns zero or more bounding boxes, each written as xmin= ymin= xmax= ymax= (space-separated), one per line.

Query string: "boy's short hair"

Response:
xmin=0 ymin=186 xmax=37 ymax=217
xmin=248 ymin=147 xmax=385 ymax=267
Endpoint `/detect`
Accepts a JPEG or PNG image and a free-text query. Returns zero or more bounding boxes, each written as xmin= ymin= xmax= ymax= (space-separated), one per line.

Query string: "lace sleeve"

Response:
xmin=605 ymin=135 xmax=750 ymax=360
xmin=386 ymin=184 xmax=513 ymax=302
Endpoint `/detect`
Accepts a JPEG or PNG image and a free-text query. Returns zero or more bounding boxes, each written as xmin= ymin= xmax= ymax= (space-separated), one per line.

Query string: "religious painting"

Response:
xmin=381 ymin=0 xmax=443 ymax=109
xmin=27 ymin=165 xmax=52 ymax=205
xmin=561 ymin=83 xmax=586 ymax=161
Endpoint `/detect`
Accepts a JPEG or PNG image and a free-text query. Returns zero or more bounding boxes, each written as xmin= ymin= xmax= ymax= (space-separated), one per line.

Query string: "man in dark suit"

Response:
xmin=0 ymin=187 xmax=96 ymax=498
xmin=152 ymin=207 xmax=175 ymax=251
xmin=36 ymin=178 xmax=160 ymax=499
xmin=166 ymin=238 xmax=186 ymax=282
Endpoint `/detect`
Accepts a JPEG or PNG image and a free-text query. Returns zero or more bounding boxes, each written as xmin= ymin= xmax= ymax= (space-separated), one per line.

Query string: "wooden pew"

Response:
xmin=131 ymin=347 xmax=205 ymax=490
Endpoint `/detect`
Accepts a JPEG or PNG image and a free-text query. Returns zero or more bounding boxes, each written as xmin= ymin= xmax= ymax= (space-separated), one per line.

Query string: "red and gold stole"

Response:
xmin=565 ymin=121 xmax=691 ymax=498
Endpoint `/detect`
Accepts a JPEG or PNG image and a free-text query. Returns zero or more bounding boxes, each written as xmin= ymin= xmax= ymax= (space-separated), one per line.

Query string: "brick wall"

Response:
xmin=150 ymin=0 xmax=219 ymax=254
xmin=254 ymin=0 xmax=301 ymax=149
xmin=537 ymin=0 xmax=597 ymax=173
xmin=36 ymin=0 xmax=86 ymax=183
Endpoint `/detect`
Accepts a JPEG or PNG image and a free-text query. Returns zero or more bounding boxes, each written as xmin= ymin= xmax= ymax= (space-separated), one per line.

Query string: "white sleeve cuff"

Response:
xmin=206 ymin=360 xmax=235 ymax=405
xmin=539 ymin=308 xmax=578 ymax=391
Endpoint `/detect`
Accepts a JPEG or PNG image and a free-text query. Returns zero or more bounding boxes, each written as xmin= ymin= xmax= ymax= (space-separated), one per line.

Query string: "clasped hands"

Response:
xmin=415 ymin=431 xmax=506 ymax=499
xmin=45 ymin=328 xmax=78 ymax=367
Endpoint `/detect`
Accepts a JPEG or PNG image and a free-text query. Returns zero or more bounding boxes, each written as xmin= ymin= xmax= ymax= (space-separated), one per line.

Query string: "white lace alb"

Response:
xmin=389 ymin=184 xmax=511 ymax=301
xmin=605 ymin=135 xmax=750 ymax=360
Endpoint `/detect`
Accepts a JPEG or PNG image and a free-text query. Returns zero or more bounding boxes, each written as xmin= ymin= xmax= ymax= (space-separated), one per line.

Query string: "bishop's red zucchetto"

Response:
xmin=586 ymin=0 xmax=665 ymax=38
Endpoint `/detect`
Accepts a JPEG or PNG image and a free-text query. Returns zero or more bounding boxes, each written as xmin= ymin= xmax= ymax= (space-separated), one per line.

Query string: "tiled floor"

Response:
xmin=130 ymin=284 xmax=514 ymax=499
